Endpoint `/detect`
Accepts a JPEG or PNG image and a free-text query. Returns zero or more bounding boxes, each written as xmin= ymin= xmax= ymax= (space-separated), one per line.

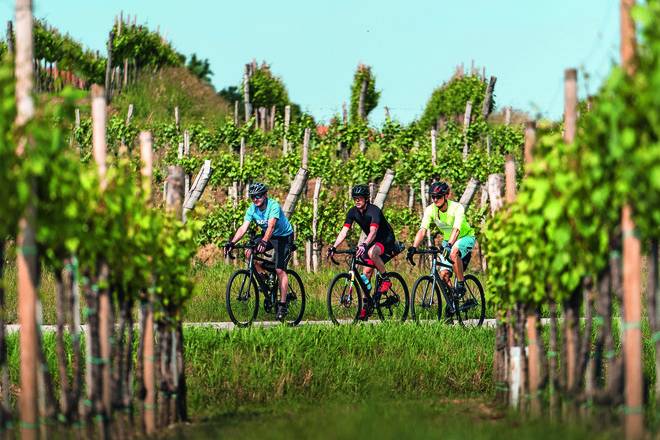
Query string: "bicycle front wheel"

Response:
xmin=374 ymin=272 xmax=409 ymax=323
xmin=226 ymin=269 xmax=259 ymax=327
xmin=411 ymin=275 xmax=442 ymax=323
xmin=285 ymin=269 xmax=306 ymax=327
xmin=327 ymin=273 xmax=361 ymax=325
xmin=456 ymin=274 xmax=486 ymax=327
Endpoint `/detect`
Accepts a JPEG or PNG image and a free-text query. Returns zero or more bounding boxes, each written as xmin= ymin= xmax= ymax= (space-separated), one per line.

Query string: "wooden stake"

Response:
xmin=482 ymin=76 xmax=497 ymax=120
xmin=283 ymin=105 xmax=291 ymax=155
xmin=302 ymin=128 xmax=310 ymax=169
xmin=282 ymin=168 xmax=310 ymax=220
xmin=563 ymin=69 xmax=577 ymax=143
xmin=105 ymin=31 xmax=115 ymax=104
xmin=462 ymin=101 xmax=472 ymax=159
xmin=312 ymin=178 xmax=322 ymax=272
xmin=183 ymin=160 xmax=213 ymax=225
xmin=15 ymin=1 xmax=38 ymax=437
xmin=431 ymin=130 xmax=437 ymax=167
xmin=384 ymin=106 xmax=390 ymax=121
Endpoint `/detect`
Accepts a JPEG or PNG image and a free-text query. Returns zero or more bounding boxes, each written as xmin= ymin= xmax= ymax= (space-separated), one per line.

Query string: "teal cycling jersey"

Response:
xmin=244 ymin=198 xmax=293 ymax=236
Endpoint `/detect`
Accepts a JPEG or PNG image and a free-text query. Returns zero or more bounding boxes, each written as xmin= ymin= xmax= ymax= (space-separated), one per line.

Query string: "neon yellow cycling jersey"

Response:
xmin=420 ymin=199 xmax=475 ymax=239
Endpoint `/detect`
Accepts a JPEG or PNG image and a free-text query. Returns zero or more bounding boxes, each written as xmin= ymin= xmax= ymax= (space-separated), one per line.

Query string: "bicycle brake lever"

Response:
xmin=227 ymin=250 xmax=236 ymax=260
xmin=330 ymin=256 xmax=339 ymax=266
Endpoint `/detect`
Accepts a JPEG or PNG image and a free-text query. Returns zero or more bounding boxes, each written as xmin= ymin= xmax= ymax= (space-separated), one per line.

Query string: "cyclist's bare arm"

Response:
xmin=230 ymin=220 xmax=251 ymax=244
xmin=363 ymin=225 xmax=378 ymax=247
xmin=331 ymin=226 xmax=351 ymax=249
xmin=411 ymin=228 xmax=427 ymax=248
xmin=447 ymin=228 xmax=460 ymax=246
xmin=262 ymin=217 xmax=278 ymax=243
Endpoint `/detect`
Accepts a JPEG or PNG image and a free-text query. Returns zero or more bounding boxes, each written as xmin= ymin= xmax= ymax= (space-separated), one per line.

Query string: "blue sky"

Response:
xmin=1 ymin=0 xmax=621 ymax=126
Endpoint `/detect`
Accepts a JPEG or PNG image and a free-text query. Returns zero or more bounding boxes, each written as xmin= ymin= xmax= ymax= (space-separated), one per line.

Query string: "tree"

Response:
xmin=350 ymin=62 xmax=380 ymax=122
xmin=418 ymin=73 xmax=490 ymax=130
xmin=186 ymin=53 xmax=213 ymax=85
xmin=243 ymin=61 xmax=298 ymax=119
xmin=218 ymin=86 xmax=242 ymax=104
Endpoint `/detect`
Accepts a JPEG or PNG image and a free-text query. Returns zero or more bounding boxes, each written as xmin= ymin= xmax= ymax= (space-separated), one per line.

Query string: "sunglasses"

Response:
xmin=353 ymin=197 xmax=366 ymax=202
xmin=431 ymin=195 xmax=444 ymax=200
xmin=251 ymin=194 xmax=266 ymax=201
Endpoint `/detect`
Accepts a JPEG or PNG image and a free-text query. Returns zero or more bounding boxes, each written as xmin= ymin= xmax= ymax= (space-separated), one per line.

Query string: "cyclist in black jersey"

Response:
xmin=327 ymin=184 xmax=398 ymax=319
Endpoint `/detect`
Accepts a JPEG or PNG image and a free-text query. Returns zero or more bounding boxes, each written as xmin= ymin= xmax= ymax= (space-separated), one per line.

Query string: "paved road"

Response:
xmin=8 ymin=318 xmax=512 ymax=334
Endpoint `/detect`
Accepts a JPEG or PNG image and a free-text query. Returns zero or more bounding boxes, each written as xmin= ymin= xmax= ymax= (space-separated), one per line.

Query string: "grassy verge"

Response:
xmin=184 ymin=323 xmax=493 ymax=417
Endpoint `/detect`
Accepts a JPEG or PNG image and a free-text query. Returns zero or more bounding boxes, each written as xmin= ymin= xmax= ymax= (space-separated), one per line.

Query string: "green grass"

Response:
xmin=163 ymin=399 xmax=622 ymax=440
xmin=184 ymin=323 xmax=494 ymax=416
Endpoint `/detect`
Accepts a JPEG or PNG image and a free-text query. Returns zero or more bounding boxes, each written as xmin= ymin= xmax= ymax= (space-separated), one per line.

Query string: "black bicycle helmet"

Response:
xmin=351 ymin=184 xmax=370 ymax=199
xmin=428 ymin=181 xmax=450 ymax=196
xmin=248 ymin=182 xmax=268 ymax=196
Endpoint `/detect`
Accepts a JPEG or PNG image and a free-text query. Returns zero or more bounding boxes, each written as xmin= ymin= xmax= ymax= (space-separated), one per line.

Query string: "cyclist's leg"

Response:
xmin=272 ymin=235 xmax=292 ymax=303
xmin=252 ymin=233 xmax=272 ymax=274
xmin=366 ymin=244 xmax=387 ymax=275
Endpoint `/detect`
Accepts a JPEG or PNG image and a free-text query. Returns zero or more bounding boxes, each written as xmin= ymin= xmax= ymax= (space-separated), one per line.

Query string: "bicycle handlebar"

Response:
xmin=225 ymin=243 xmax=272 ymax=260
xmin=326 ymin=248 xmax=368 ymax=266
xmin=409 ymin=246 xmax=454 ymax=264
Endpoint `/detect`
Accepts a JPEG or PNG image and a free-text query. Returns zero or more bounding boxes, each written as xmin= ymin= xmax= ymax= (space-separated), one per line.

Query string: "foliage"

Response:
xmin=419 ymin=73 xmax=491 ymax=131
xmin=111 ymin=21 xmax=184 ymax=70
xmin=185 ymin=53 xmax=213 ymax=85
xmin=245 ymin=61 xmax=293 ymax=119
xmin=485 ymin=1 xmax=660 ymax=309
xmin=350 ymin=62 xmax=380 ymax=122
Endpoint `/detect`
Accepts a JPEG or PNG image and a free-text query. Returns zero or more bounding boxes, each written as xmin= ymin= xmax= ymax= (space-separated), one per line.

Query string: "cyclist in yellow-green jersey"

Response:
xmin=407 ymin=181 xmax=476 ymax=298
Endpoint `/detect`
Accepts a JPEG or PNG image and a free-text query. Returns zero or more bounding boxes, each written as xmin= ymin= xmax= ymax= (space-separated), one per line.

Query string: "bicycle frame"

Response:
xmin=231 ymin=244 xmax=278 ymax=309
xmin=331 ymin=251 xmax=381 ymax=309
xmin=418 ymin=249 xmax=455 ymax=315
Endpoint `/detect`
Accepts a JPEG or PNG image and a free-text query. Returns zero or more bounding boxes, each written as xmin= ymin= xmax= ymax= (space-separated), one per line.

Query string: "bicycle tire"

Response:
xmin=411 ymin=275 xmax=442 ymax=323
xmin=226 ymin=269 xmax=259 ymax=327
xmin=327 ymin=273 xmax=362 ymax=325
xmin=374 ymin=272 xmax=409 ymax=323
xmin=455 ymin=274 xmax=486 ymax=327
xmin=284 ymin=269 xmax=306 ymax=326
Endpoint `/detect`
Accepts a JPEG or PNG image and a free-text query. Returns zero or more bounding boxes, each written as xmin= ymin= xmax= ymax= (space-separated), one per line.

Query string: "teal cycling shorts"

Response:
xmin=438 ymin=236 xmax=476 ymax=274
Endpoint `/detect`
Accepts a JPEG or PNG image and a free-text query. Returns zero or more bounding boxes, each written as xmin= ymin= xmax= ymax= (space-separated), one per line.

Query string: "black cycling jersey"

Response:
xmin=343 ymin=203 xmax=395 ymax=245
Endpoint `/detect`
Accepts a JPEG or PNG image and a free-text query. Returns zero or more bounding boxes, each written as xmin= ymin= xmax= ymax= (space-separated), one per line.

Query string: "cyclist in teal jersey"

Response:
xmin=224 ymin=182 xmax=295 ymax=319
xmin=407 ymin=182 xmax=476 ymax=298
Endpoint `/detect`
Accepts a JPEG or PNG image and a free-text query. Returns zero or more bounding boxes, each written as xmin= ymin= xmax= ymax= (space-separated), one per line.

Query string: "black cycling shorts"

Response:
xmin=364 ymin=237 xmax=398 ymax=265
xmin=254 ymin=233 xmax=293 ymax=270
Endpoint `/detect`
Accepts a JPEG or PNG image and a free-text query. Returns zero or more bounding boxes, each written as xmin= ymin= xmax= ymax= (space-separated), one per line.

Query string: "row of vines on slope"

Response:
xmin=484 ymin=1 xmax=660 ymax=434
xmin=1 ymin=55 xmax=201 ymax=436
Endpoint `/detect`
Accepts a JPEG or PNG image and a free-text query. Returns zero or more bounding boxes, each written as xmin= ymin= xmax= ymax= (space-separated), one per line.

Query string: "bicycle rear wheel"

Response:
xmin=226 ymin=269 xmax=259 ymax=327
xmin=374 ymin=272 xmax=409 ymax=323
xmin=327 ymin=273 xmax=361 ymax=325
xmin=284 ymin=269 xmax=306 ymax=326
xmin=455 ymin=274 xmax=486 ymax=327
xmin=411 ymin=275 xmax=442 ymax=323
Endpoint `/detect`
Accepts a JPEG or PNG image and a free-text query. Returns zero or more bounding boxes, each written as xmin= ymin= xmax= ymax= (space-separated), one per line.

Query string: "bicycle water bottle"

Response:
xmin=360 ymin=274 xmax=372 ymax=292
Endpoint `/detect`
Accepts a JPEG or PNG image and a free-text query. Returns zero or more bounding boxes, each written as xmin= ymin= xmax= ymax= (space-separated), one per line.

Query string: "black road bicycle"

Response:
xmin=327 ymin=248 xmax=409 ymax=325
xmin=410 ymin=247 xmax=485 ymax=327
xmin=226 ymin=242 xmax=306 ymax=327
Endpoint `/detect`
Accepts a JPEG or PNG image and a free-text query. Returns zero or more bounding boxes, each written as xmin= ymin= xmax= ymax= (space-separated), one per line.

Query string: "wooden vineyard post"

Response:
xmin=504 ymin=154 xmax=521 ymax=409
xmin=561 ymin=68 xmax=580 ymax=423
xmin=458 ymin=177 xmax=480 ymax=210
xmin=359 ymin=170 xmax=396 ymax=244
xmin=462 ymin=101 xmax=472 ymax=159
xmin=183 ymin=160 xmax=213 ymax=225
xmin=482 ymin=76 xmax=497 ymax=121
xmin=15 ymin=1 xmax=38 ymax=438
xmin=282 ymin=134 xmax=311 ymax=220
xmin=283 ymin=105 xmax=291 ymax=155
xmin=164 ymin=165 xmax=184 ymax=428
xmin=92 ymin=84 xmax=112 ymax=439
xmin=358 ymin=76 xmax=368 ymax=121
xmin=184 ymin=130 xmax=191 ymax=196
xmin=621 ymin=1 xmax=643 ymax=437
xmin=359 ymin=138 xmax=366 ymax=155
xmin=384 ymin=106 xmax=390 ymax=121
xmin=312 ymin=178 xmax=323 ymax=272
xmin=105 ymin=31 xmax=115 ymax=104
xmin=420 ymin=180 xmax=432 ymax=247
xmin=488 ymin=173 xmax=506 ymax=404
xmin=523 ymin=120 xmax=541 ymax=417
xmin=243 ymin=64 xmax=251 ymax=122
xmin=431 ymin=130 xmax=437 ymax=167
xmin=139 ymin=132 xmax=157 ymax=436
xmin=6 ymin=20 xmax=13 ymax=55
